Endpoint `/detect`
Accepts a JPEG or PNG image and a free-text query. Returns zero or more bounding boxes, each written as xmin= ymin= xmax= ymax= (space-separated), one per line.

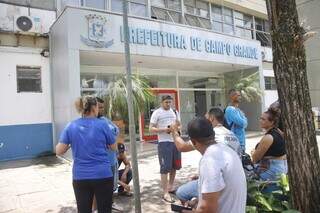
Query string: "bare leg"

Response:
xmin=92 ymin=195 xmax=97 ymax=212
xmin=161 ymin=173 xmax=169 ymax=195
xmin=168 ymin=169 xmax=176 ymax=192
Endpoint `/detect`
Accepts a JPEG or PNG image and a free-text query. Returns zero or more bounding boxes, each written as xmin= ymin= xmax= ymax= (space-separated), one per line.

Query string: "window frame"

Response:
xmin=16 ymin=66 xmax=42 ymax=93
xmin=264 ymin=76 xmax=277 ymax=90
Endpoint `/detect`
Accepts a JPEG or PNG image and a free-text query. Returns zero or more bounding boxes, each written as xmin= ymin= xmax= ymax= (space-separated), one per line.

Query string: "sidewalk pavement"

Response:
xmin=1 ymin=134 xmax=319 ymax=213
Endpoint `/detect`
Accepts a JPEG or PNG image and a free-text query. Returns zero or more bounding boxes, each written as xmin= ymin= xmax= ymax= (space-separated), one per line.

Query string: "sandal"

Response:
xmin=162 ymin=193 xmax=175 ymax=203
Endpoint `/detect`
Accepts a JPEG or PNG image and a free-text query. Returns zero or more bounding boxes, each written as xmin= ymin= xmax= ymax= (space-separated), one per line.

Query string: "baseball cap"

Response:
xmin=118 ymin=143 xmax=125 ymax=153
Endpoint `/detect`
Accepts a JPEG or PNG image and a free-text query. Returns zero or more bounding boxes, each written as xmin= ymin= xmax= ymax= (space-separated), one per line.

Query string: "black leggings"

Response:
xmin=73 ymin=177 xmax=113 ymax=213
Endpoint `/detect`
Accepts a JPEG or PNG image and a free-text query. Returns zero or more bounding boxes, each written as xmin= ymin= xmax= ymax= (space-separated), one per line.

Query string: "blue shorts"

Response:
xmin=176 ymin=180 xmax=198 ymax=201
xmin=158 ymin=142 xmax=181 ymax=174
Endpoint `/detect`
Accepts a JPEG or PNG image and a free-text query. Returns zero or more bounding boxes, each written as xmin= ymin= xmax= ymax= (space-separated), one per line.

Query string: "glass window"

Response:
xmin=85 ymin=0 xmax=106 ymax=9
xmin=185 ymin=14 xmax=200 ymax=27
xmin=264 ymin=77 xmax=277 ymax=90
xmin=212 ymin=21 xmax=222 ymax=32
xmin=195 ymin=1 xmax=208 ymax=17
xmin=111 ymin=0 xmax=123 ymax=12
xmin=223 ymin=24 xmax=233 ymax=35
xmin=130 ymin=2 xmax=147 ymax=16
xmin=151 ymin=7 xmax=167 ymax=20
xmin=151 ymin=7 xmax=182 ymax=23
xmin=151 ymin=0 xmax=165 ymax=8
xmin=144 ymin=74 xmax=177 ymax=88
xmin=234 ymin=11 xmax=252 ymax=38
xmin=167 ymin=0 xmax=181 ymax=11
xmin=212 ymin=5 xmax=222 ymax=21
xmin=255 ymin=17 xmax=264 ymax=31
xmin=17 ymin=66 xmax=42 ymax=93
xmin=80 ymin=73 xmax=122 ymax=96
xmin=199 ymin=17 xmax=211 ymax=29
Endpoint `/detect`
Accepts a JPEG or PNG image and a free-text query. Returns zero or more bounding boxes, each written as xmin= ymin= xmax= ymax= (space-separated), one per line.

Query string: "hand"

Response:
xmin=189 ymin=175 xmax=199 ymax=181
xmin=124 ymin=184 xmax=131 ymax=192
xmin=165 ymin=127 xmax=172 ymax=134
xmin=186 ymin=198 xmax=198 ymax=209
xmin=170 ymin=123 xmax=180 ymax=135
xmin=182 ymin=210 xmax=193 ymax=213
xmin=120 ymin=173 xmax=127 ymax=183
xmin=250 ymin=149 xmax=255 ymax=156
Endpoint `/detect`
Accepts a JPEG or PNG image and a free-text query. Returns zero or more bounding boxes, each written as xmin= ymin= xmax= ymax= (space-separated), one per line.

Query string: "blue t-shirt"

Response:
xmin=59 ymin=117 xmax=116 ymax=180
xmin=225 ymin=106 xmax=248 ymax=147
xmin=100 ymin=116 xmax=119 ymax=166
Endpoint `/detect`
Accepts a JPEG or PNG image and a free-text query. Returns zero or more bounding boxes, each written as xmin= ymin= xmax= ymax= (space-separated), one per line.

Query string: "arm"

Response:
xmin=251 ymin=134 xmax=274 ymax=163
xmin=172 ymin=131 xmax=195 ymax=152
xmin=102 ymin=122 xmax=117 ymax=151
xmin=56 ymin=124 xmax=71 ymax=155
xmin=55 ymin=143 xmax=70 ymax=155
xmin=149 ymin=122 xmax=170 ymax=134
xmin=119 ymin=153 xmax=131 ymax=176
xmin=225 ymin=107 xmax=247 ymax=128
xmin=194 ymin=192 xmax=219 ymax=213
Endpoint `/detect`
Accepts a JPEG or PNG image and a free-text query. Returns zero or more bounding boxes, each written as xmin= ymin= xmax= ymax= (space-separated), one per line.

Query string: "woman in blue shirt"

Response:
xmin=56 ymin=96 xmax=117 ymax=213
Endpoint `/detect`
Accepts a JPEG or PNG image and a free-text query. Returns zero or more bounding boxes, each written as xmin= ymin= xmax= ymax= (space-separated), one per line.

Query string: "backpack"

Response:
xmin=223 ymin=107 xmax=233 ymax=130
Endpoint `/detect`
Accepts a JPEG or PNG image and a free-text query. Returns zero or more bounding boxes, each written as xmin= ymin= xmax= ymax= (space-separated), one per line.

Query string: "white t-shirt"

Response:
xmin=150 ymin=107 xmax=180 ymax=142
xmin=214 ymin=126 xmax=241 ymax=156
xmin=198 ymin=143 xmax=247 ymax=213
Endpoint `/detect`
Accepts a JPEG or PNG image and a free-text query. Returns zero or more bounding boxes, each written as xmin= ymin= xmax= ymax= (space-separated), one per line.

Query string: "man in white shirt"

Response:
xmin=174 ymin=107 xmax=242 ymax=204
xmin=172 ymin=117 xmax=246 ymax=213
xmin=149 ymin=95 xmax=181 ymax=203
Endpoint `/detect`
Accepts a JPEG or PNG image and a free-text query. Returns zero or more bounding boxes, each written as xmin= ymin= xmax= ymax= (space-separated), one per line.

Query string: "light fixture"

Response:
xmin=40 ymin=49 xmax=49 ymax=57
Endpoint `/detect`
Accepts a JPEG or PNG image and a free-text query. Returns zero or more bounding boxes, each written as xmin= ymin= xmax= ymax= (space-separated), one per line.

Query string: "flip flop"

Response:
xmin=162 ymin=193 xmax=175 ymax=203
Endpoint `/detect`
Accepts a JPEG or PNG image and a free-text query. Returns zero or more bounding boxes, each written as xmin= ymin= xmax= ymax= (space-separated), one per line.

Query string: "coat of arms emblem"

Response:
xmin=81 ymin=14 xmax=114 ymax=48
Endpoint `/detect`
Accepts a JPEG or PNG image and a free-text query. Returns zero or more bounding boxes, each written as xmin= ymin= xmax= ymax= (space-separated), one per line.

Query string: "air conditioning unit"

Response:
xmin=14 ymin=16 xmax=42 ymax=34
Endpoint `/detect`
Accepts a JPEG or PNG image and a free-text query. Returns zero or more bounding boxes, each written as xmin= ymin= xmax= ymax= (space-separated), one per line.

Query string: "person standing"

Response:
xmin=224 ymin=89 xmax=248 ymax=152
xmin=56 ymin=96 xmax=116 ymax=213
xmin=149 ymin=95 xmax=181 ymax=203
xmin=173 ymin=117 xmax=247 ymax=213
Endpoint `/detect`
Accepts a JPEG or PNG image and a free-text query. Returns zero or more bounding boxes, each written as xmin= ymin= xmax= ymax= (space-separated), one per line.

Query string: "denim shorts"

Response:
xmin=158 ymin=142 xmax=181 ymax=174
xmin=258 ymin=159 xmax=288 ymax=181
xmin=176 ymin=180 xmax=198 ymax=201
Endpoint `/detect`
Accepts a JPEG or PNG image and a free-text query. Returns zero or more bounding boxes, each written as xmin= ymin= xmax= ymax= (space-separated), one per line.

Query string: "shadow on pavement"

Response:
xmin=0 ymin=156 xmax=65 ymax=170
xmin=114 ymin=165 xmax=197 ymax=213
xmin=56 ymin=206 xmax=77 ymax=213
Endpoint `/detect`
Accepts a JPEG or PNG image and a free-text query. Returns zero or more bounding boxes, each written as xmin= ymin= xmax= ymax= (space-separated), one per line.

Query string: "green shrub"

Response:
xmin=246 ymin=174 xmax=300 ymax=213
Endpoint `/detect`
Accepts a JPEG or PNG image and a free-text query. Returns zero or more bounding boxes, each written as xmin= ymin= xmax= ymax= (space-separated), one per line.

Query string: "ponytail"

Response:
xmin=74 ymin=95 xmax=97 ymax=115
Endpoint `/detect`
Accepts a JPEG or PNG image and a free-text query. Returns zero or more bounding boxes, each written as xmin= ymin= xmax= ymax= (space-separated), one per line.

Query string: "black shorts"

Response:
xmin=158 ymin=142 xmax=181 ymax=174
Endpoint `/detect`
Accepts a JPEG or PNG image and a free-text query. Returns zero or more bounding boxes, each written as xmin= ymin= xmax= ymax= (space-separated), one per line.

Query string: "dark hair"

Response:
xmin=187 ymin=117 xmax=215 ymax=145
xmin=208 ymin=107 xmax=224 ymax=123
xmin=75 ymin=95 xmax=97 ymax=115
xmin=96 ymin=97 xmax=104 ymax=103
xmin=228 ymin=88 xmax=238 ymax=96
xmin=161 ymin=95 xmax=173 ymax=102
xmin=265 ymin=107 xmax=280 ymax=127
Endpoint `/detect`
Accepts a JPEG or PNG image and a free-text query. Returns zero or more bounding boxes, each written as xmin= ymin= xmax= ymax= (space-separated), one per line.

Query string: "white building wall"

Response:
xmin=0 ymin=47 xmax=52 ymax=125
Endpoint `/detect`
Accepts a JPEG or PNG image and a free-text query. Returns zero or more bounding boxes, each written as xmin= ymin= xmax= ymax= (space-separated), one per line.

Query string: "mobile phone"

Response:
xmin=171 ymin=203 xmax=192 ymax=212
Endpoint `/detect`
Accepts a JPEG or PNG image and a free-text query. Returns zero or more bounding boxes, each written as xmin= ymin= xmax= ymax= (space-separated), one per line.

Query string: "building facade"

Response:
xmin=1 ymin=0 xmax=273 ymax=161
xmin=0 ymin=1 xmax=56 ymax=161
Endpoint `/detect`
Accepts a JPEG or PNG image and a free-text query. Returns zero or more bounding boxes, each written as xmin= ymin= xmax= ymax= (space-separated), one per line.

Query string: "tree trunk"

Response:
xmin=266 ymin=0 xmax=320 ymax=212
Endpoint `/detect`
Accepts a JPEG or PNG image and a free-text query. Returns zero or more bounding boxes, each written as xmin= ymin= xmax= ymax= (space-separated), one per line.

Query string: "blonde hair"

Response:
xmin=75 ymin=95 xmax=97 ymax=115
